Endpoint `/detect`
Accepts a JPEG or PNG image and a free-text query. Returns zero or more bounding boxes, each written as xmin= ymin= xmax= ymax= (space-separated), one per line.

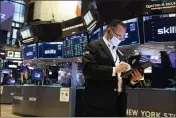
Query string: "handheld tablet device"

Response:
xmin=121 ymin=61 xmax=153 ymax=78
xmin=127 ymin=55 xmax=141 ymax=68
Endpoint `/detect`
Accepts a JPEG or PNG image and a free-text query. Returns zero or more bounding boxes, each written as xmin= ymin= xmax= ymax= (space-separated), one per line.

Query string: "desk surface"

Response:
xmin=1 ymin=85 xmax=173 ymax=117
xmin=3 ymin=85 xmax=176 ymax=91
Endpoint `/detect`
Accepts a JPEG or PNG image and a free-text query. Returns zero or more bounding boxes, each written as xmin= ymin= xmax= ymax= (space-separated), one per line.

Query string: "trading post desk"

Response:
xmin=12 ymin=85 xmax=176 ymax=117
xmin=0 ymin=85 xmax=15 ymax=104
xmin=12 ymin=85 xmax=74 ymax=117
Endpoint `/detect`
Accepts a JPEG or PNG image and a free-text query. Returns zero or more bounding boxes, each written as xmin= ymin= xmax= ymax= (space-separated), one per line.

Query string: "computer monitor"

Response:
xmin=20 ymin=27 xmax=33 ymax=39
xmin=83 ymin=9 xmax=97 ymax=32
xmin=168 ymin=51 xmax=176 ymax=69
xmin=84 ymin=11 xmax=94 ymax=26
xmin=119 ymin=17 xmax=140 ymax=46
xmin=38 ymin=42 xmax=63 ymax=59
xmin=22 ymin=43 xmax=37 ymax=60
xmin=4 ymin=61 xmax=18 ymax=69
xmin=63 ymin=33 xmax=88 ymax=58
xmin=143 ymin=13 xmax=176 ymax=43
xmin=89 ymin=27 xmax=102 ymax=42
xmin=140 ymin=55 xmax=161 ymax=64
xmin=7 ymin=78 xmax=16 ymax=85
xmin=32 ymin=70 xmax=43 ymax=81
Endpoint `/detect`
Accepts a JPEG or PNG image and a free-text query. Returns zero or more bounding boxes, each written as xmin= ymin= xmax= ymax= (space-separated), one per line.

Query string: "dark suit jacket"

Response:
xmin=82 ymin=39 xmax=136 ymax=116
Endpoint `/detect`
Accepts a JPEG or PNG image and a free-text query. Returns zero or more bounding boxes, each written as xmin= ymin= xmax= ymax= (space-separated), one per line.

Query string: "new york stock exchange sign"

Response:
xmin=127 ymin=109 xmax=176 ymax=117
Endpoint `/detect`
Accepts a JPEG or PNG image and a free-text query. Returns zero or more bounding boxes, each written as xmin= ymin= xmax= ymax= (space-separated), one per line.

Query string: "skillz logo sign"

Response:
xmin=125 ymin=33 xmax=129 ymax=38
xmin=158 ymin=26 xmax=176 ymax=34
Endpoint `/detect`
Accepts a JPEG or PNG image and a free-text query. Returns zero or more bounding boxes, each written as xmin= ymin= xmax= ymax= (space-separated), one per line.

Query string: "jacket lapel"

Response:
xmin=98 ymin=40 xmax=115 ymax=65
xmin=116 ymin=49 xmax=126 ymax=62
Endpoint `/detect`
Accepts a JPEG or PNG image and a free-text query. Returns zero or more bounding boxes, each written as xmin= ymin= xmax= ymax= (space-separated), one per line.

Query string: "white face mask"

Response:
xmin=109 ymin=36 xmax=122 ymax=46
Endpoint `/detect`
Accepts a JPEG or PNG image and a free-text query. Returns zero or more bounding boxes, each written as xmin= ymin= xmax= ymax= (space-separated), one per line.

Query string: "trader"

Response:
xmin=82 ymin=19 xmax=143 ymax=117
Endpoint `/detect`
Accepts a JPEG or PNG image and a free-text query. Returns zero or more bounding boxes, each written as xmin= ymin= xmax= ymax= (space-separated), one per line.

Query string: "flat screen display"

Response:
xmin=32 ymin=70 xmax=43 ymax=81
xmin=63 ymin=33 xmax=88 ymax=58
xmin=6 ymin=51 xmax=22 ymax=60
xmin=22 ymin=44 xmax=37 ymax=60
xmin=20 ymin=27 xmax=32 ymax=39
xmin=4 ymin=61 xmax=18 ymax=69
xmin=168 ymin=51 xmax=176 ymax=68
xmin=84 ymin=11 xmax=94 ymax=26
xmin=89 ymin=28 xmax=102 ymax=42
xmin=140 ymin=55 xmax=161 ymax=63
xmin=143 ymin=13 xmax=176 ymax=43
xmin=38 ymin=42 xmax=63 ymax=59
xmin=7 ymin=78 xmax=16 ymax=85
xmin=14 ymin=52 xmax=21 ymax=58
xmin=119 ymin=18 xmax=140 ymax=46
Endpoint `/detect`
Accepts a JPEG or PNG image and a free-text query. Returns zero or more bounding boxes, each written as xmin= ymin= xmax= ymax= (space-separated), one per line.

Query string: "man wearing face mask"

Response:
xmin=82 ymin=19 xmax=143 ymax=117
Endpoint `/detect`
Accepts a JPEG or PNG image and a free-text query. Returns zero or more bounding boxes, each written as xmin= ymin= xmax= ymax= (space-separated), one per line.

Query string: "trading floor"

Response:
xmin=1 ymin=105 xmax=19 ymax=117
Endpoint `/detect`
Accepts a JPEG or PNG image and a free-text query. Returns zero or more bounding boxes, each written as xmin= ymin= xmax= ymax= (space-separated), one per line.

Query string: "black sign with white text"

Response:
xmin=119 ymin=18 xmax=140 ymax=46
xmin=143 ymin=13 xmax=176 ymax=43
xmin=22 ymin=44 xmax=37 ymax=60
xmin=38 ymin=42 xmax=63 ymax=59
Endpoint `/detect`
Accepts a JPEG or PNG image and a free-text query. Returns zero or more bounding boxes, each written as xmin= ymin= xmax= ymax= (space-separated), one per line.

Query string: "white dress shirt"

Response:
xmin=103 ymin=37 xmax=138 ymax=92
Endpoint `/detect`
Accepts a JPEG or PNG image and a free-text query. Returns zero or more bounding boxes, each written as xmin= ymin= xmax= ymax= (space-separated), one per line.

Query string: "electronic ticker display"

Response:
xmin=38 ymin=42 xmax=63 ymax=59
xmin=119 ymin=18 xmax=140 ymax=46
xmin=143 ymin=13 xmax=176 ymax=43
xmin=63 ymin=33 xmax=88 ymax=58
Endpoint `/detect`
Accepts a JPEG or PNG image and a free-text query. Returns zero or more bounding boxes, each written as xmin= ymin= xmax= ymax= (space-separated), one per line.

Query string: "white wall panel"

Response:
xmin=33 ymin=1 xmax=79 ymax=22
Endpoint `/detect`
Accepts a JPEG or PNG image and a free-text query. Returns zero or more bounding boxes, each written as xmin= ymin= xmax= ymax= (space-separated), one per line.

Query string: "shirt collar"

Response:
xmin=103 ymin=36 xmax=110 ymax=47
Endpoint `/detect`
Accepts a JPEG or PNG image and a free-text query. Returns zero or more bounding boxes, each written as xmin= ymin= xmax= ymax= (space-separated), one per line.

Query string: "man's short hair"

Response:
xmin=108 ymin=19 xmax=126 ymax=29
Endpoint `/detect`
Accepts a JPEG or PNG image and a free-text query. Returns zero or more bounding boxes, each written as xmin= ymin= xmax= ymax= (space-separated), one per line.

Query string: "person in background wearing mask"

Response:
xmin=82 ymin=19 xmax=143 ymax=117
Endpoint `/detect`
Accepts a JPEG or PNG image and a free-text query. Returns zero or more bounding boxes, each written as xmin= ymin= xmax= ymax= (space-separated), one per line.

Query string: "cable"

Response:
xmin=49 ymin=0 xmax=55 ymax=23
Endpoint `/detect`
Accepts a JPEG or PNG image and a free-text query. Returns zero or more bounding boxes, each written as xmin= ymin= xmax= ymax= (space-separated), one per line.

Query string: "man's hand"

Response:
xmin=131 ymin=69 xmax=143 ymax=82
xmin=115 ymin=61 xmax=131 ymax=73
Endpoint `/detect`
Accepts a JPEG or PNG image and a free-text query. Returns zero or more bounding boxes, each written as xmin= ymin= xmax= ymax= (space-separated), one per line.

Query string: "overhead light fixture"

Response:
xmin=22 ymin=38 xmax=34 ymax=43
xmin=168 ymin=46 xmax=174 ymax=49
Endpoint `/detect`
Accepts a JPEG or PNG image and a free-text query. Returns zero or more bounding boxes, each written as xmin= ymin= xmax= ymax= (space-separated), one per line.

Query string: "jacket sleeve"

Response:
xmin=82 ymin=43 xmax=113 ymax=78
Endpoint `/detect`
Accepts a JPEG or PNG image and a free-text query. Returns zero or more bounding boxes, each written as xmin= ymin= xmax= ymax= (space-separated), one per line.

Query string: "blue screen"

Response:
xmin=143 ymin=13 xmax=176 ymax=43
xmin=89 ymin=28 xmax=102 ymax=42
xmin=22 ymin=44 xmax=37 ymax=60
xmin=38 ymin=42 xmax=63 ymax=59
xmin=63 ymin=33 xmax=88 ymax=58
xmin=168 ymin=51 xmax=176 ymax=68
xmin=102 ymin=25 xmax=108 ymax=35
xmin=32 ymin=70 xmax=43 ymax=81
xmin=7 ymin=78 xmax=16 ymax=85
xmin=119 ymin=18 xmax=140 ymax=46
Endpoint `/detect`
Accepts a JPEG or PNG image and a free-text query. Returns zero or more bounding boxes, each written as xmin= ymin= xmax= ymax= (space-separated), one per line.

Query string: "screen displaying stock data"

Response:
xmin=143 ymin=13 xmax=176 ymax=43
xmin=119 ymin=17 xmax=140 ymax=46
xmin=63 ymin=33 xmax=88 ymax=58
xmin=38 ymin=42 xmax=63 ymax=59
